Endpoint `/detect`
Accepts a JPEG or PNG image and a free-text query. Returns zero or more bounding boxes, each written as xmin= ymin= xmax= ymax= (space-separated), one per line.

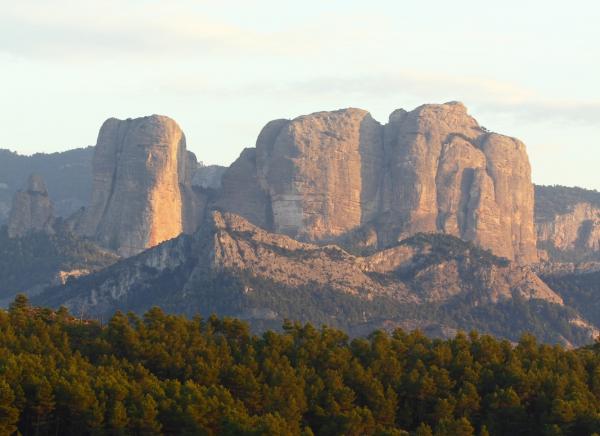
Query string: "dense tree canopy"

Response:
xmin=2 ymin=296 xmax=600 ymax=435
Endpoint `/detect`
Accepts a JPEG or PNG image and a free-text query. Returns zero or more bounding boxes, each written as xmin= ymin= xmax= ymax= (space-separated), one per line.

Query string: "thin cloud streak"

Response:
xmin=176 ymin=72 xmax=599 ymax=126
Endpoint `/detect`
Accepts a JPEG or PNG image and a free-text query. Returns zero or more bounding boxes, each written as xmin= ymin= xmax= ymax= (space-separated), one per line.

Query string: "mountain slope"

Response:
xmin=0 ymin=147 xmax=93 ymax=224
xmin=0 ymin=225 xmax=118 ymax=304
xmin=35 ymin=212 xmax=595 ymax=345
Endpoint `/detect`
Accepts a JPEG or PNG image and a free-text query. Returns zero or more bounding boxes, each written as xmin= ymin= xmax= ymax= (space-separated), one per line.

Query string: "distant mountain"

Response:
xmin=0 ymin=225 xmax=118 ymax=304
xmin=0 ymin=147 xmax=94 ymax=224
xmin=35 ymin=211 xmax=595 ymax=346
xmin=535 ymin=185 xmax=600 ymax=262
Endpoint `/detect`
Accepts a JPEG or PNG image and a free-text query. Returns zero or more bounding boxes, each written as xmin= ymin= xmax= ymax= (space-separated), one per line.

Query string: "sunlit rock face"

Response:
xmin=219 ymin=102 xmax=538 ymax=264
xmin=76 ymin=115 xmax=203 ymax=257
xmin=7 ymin=174 xmax=54 ymax=238
xmin=379 ymin=102 xmax=537 ymax=264
xmin=254 ymin=109 xmax=385 ymax=241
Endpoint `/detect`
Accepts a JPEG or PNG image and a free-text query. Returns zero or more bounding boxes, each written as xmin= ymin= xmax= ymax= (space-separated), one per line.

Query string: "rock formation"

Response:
xmin=37 ymin=211 xmax=562 ymax=322
xmin=76 ymin=115 xmax=204 ymax=257
xmin=219 ymin=102 xmax=538 ymax=263
xmin=537 ymin=203 xmax=600 ymax=257
xmin=534 ymin=185 xmax=600 ymax=262
xmin=0 ymin=147 xmax=93 ymax=225
xmin=7 ymin=174 xmax=54 ymax=238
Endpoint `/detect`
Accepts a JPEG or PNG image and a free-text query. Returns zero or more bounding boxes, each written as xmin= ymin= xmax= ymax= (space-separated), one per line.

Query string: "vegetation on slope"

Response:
xmin=542 ymin=271 xmax=600 ymax=327
xmin=0 ymin=147 xmax=93 ymax=222
xmin=2 ymin=296 xmax=600 ymax=435
xmin=36 ymin=267 xmax=592 ymax=347
xmin=0 ymin=226 xmax=118 ymax=299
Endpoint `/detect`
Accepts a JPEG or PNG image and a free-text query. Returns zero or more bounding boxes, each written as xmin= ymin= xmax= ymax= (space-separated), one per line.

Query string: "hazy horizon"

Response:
xmin=1 ymin=0 xmax=598 ymax=189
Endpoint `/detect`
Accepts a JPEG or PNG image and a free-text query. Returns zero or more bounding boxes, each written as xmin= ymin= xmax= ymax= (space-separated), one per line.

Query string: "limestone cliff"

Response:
xmin=534 ymin=185 xmax=600 ymax=262
xmin=219 ymin=102 xmax=538 ymax=263
xmin=76 ymin=115 xmax=203 ymax=257
xmin=7 ymin=174 xmax=54 ymax=238
xmin=538 ymin=203 xmax=600 ymax=253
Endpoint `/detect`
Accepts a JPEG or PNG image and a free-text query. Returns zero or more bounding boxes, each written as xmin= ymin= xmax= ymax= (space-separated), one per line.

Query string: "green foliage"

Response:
xmin=0 ymin=226 xmax=118 ymax=298
xmin=2 ymin=300 xmax=600 ymax=434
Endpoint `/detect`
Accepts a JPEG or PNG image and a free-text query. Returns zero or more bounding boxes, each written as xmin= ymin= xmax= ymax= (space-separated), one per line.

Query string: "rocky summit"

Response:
xmin=75 ymin=115 xmax=206 ymax=257
xmin=219 ymin=102 xmax=538 ymax=264
xmin=7 ymin=174 xmax=54 ymax=238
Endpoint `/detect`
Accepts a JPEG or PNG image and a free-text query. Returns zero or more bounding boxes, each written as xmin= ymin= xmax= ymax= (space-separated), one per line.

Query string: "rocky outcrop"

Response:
xmin=7 ymin=174 xmax=54 ymax=238
xmin=537 ymin=202 xmax=600 ymax=256
xmin=76 ymin=115 xmax=204 ymax=257
xmin=534 ymin=185 xmax=600 ymax=262
xmin=254 ymin=110 xmax=385 ymax=240
xmin=0 ymin=147 xmax=93 ymax=225
xmin=219 ymin=102 xmax=538 ymax=263
xmin=37 ymin=211 xmax=561 ymax=320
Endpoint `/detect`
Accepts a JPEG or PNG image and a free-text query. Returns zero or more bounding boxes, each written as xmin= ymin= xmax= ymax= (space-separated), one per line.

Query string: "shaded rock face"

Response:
xmin=7 ymin=174 xmax=54 ymax=238
xmin=216 ymin=148 xmax=272 ymax=230
xmin=192 ymin=164 xmax=226 ymax=189
xmin=220 ymin=102 xmax=538 ymax=263
xmin=76 ymin=115 xmax=203 ymax=257
xmin=537 ymin=202 xmax=600 ymax=255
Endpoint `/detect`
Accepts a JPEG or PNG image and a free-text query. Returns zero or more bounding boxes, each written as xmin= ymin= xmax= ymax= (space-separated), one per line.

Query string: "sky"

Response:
xmin=0 ymin=0 xmax=599 ymax=189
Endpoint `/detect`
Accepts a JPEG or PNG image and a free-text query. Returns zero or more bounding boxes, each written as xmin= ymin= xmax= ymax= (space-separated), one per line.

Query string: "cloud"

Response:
xmin=211 ymin=71 xmax=600 ymax=126
xmin=0 ymin=1 xmax=295 ymax=60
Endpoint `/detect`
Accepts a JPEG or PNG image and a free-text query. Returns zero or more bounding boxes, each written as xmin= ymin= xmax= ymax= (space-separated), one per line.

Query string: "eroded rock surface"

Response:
xmin=7 ymin=174 xmax=54 ymax=238
xmin=38 ymin=211 xmax=560 ymax=318
xmin=220 ymin=102 xmax=538 ymax=263
xmin=76 ymin=115 xmax=203 ymax=256
xmin=537 ymin=202 xmax=600 ymax=254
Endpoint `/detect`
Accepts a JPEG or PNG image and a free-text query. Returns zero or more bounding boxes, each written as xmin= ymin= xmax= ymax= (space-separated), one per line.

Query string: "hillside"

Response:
xmin=542 ymin=270 xmax=600 ymax=328
xmin=0 ymin=225 xmax=118 ymax=304
xmin=35 ymin=212 xmax=595 ymax=346
xmin=0 ymin=147 xmax=94 ymax=224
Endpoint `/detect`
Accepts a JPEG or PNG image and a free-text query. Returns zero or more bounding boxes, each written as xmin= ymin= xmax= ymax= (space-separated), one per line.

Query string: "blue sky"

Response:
xmin=1 ymin=0 xmax=599 ymax=188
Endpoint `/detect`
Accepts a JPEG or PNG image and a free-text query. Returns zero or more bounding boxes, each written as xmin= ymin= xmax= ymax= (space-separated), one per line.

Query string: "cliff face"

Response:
xmin=219 ymin=102 xmax=538 ymax=263
xmin=538 ymin=203 xmax=600 ymax=252
xmin=534 ymin=185 xmax=600 ymax=262
xmin=254 ymin=110 xmax=385 ymax=240
xmin=7 ymin=174 xmax=54 ymax=238
xmin=76 ymin=115 xmax=203 ymax=257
